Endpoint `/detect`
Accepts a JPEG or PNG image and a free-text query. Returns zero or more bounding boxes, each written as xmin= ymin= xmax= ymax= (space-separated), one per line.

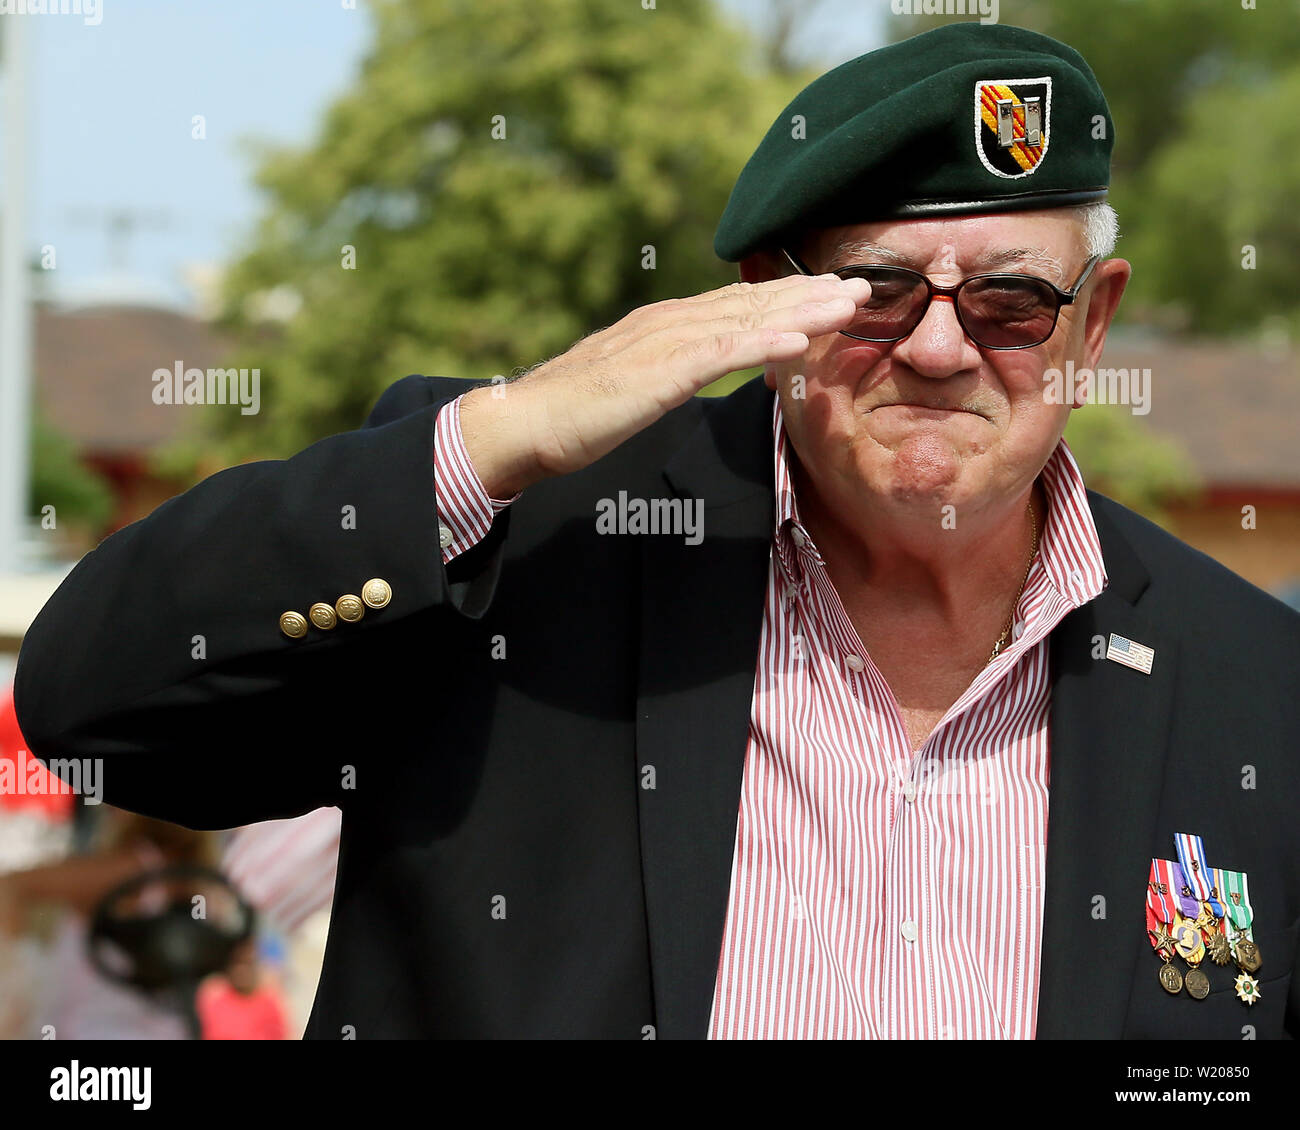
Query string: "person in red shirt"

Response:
xmin=196 ymin=938 xmax=289 ymax=1041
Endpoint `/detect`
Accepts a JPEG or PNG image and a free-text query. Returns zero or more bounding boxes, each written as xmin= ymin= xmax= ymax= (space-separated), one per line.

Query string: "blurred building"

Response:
xmin=34 ymin=299 xmax=232 ymax=541
xmin=1098 ymin=332 xmax=1300 ymax=596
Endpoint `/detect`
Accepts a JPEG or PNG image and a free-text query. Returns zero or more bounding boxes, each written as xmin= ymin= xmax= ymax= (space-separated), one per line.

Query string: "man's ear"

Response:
xmin=1080 ymin=258 xmax=1131 ymax=371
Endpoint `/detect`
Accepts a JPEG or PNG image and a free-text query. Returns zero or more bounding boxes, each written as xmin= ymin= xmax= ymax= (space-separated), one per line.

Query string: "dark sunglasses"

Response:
xmin=780 ymin=247 xmax=1101 ymax=350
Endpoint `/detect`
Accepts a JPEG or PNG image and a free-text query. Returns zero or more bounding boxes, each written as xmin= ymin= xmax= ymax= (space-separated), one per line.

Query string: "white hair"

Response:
xmin=1075 ymin=200 xmax=1119 ymax=259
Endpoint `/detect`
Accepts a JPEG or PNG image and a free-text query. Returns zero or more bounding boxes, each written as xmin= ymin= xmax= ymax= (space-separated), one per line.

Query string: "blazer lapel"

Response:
xmin=1036 ymin=497 xmax=1180 ymax=1037
xmin=635 ymin=378 xmax=775 ymax=1039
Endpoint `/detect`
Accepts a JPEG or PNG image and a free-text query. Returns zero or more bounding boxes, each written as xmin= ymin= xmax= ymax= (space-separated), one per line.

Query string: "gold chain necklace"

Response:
xmin=987 ymin=498 xmax=1039 ymax=665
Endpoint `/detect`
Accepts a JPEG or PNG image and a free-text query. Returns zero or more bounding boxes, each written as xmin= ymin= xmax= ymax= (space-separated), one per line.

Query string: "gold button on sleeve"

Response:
xmin=335 ymin=594 xmax=365 ymax=623
xmin=279 ymin=611 xmax=308 ymax=639
xmin=362 ymin=578 xmax=392 ymax=609
xmin=309 ymin=602 xmax=338 ymax=630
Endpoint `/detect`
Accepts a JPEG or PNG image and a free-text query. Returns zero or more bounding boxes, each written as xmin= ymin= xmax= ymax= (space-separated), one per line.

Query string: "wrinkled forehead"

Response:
xmin=797 ymin=210 xmax=1085 ymax=280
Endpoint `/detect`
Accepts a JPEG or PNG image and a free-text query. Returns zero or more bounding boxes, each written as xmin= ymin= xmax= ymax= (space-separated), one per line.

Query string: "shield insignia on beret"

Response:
xmin=974 ymin=77 xmax=1051 ymax=179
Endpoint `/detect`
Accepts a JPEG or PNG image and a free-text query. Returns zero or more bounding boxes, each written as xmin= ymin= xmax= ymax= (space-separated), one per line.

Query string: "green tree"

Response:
xmin=28 ymin=413 xmax=114 ymax=533
xmin=1122 ymin=64 xmax=1300 ymax=337
xmin=1063 ymin=403 xmax=1199 ymax=527
xmin=211 ymin=0 xmax=805 ymax=459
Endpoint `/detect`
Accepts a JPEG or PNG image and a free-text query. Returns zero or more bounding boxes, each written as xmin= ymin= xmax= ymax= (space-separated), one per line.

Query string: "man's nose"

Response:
xmin=888 ymin=294 xmax=981 ymax=379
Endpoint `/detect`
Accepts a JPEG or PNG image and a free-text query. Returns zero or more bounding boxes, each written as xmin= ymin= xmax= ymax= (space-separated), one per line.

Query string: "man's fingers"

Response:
xmin=666 ymin=306 xmax=843 ymax=384
xmin=681 ymin=273 xmax=868 ymax=312
xmin=684 ymin=292 xmax=863 ymax=345
xmin=644 ymin=275 xmax=867 ymax=333
xmin=663 ymin=289 xmax=869 ymax=390
xmin=634 ymin=275 xmax=864 ymax=342
xmin=672 ymin=272 xmax=830 ymax=305
xmin=671 ymin=327 xmax=810 ymax=385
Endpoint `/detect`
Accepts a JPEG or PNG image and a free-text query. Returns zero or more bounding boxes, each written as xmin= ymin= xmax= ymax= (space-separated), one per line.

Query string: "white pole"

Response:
xmin=0 ymin=15 xmax=33 ymax=574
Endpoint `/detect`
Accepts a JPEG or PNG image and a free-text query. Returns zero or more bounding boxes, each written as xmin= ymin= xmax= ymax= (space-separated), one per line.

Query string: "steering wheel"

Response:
xmin=87 ymin=863 xmax=256 ymax=1038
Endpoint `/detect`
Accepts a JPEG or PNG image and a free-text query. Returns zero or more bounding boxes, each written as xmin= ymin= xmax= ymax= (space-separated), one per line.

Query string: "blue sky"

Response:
xmin=6 ymin=0 xmax=885 ymax=312
xmin=16 ymin=0 xmax=375 ymax=309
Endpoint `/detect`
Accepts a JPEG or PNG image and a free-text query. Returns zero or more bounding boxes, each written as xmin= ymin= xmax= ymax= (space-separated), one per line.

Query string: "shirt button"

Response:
xmin=844 ymin=654 xmax=865 ymax=673
xmin=438 ymin=524 xmax=453 ymax=548
xmin=1071 ymin=570 xmax=1083 ymax=584
xmin=902 ymin=780 xmax=917 ymax=803
xmin=790 ymin=527 xmax=807 ymax=549
xmin=901 ymin=920 xmax=918 ymax=943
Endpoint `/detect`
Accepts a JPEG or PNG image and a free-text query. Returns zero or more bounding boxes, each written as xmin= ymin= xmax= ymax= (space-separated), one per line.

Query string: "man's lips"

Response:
xmin=866 ymin=403 xmax=989 ymax=421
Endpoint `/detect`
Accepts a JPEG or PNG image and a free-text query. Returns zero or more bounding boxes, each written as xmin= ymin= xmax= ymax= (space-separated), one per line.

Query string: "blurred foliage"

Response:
xmin=1063 ymin=403 xmax=1200 ymax=527
xmin=1125 ymin=63 xmax=1300 ymax=338
xmin=28 ymin=413 xmax=114 ymax=531
xmin=211 ymin=0 xmax=806 ymax=459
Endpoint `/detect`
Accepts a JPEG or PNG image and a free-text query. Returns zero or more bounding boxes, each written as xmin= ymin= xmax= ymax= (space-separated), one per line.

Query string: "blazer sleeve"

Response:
xmin=12 ymin=374 xmax=507 ymax=829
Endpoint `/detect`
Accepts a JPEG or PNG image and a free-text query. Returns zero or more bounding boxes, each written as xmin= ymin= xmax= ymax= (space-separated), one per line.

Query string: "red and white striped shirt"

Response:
xmin=223 ymin=807 xmax=342 ymax=934
xmin=433 ymin=390 xmax=1108 ymax=1039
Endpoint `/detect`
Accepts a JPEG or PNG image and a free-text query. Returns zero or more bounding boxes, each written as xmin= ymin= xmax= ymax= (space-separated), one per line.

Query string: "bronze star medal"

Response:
xmin=1153 ymin=924 xmax=1182 ymax=994
xmin=1147 ymin=862 xmax=1184 ymax=994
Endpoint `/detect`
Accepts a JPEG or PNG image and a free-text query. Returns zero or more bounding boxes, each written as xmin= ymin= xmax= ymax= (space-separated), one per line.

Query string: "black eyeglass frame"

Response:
xmin=779 ymin=246 xmax=1102 ymax=350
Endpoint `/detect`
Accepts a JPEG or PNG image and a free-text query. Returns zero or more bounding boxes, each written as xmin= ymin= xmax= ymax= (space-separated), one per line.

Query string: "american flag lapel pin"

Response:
xmin=1106 ymin=632 xmax=1155 ymax=675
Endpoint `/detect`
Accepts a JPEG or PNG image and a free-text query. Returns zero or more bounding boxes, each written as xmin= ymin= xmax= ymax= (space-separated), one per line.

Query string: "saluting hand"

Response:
xmin=457 ymin=272 xmax=870 ymax=497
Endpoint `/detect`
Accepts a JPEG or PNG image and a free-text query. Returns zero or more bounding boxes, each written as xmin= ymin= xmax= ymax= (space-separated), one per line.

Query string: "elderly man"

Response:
xmin=16 ymin=24 xmax=1300 ymax=1039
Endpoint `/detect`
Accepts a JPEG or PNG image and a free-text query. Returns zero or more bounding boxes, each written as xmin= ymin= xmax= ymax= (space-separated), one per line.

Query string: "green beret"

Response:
xmin=713 ymin=23 xmax=1113 ymax=263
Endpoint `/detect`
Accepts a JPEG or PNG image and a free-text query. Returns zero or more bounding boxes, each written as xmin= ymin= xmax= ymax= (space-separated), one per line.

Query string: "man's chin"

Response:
xmin=852 ymin=435 xmax=977 ymax=507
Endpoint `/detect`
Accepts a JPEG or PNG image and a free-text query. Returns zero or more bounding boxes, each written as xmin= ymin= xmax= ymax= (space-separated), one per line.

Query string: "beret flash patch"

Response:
xmin=975 ymin=77 xmax=1051 ymax=178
